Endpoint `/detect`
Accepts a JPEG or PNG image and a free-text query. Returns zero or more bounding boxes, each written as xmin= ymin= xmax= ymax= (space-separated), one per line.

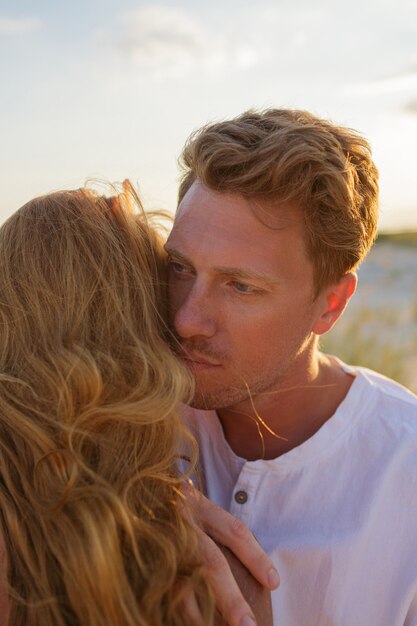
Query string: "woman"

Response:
xmin=0 ymin=183 xmax=215 ymax=625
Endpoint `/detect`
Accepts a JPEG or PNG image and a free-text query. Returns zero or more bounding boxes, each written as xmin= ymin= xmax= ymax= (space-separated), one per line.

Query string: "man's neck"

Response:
xmin=216 ymin=353 xmax=355 ymax=461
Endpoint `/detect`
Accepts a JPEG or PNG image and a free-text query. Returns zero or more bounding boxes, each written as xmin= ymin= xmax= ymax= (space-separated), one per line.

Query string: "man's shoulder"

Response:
xmin=355 ymin=365 xmax=417 ymax=402
xmin=348 ymin=364 xmax=417 ymax=436
xmin=352 ymin=366 xmax=417 ymax=402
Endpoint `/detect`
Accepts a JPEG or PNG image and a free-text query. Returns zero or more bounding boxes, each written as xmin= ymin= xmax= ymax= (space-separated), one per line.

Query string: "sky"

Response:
xmin=1 ymin=0 xmax=417 ymax=231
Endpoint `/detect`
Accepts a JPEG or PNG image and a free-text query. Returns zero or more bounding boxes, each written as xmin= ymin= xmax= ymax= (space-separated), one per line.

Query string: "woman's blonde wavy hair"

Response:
xmin=0 ymin=183 xmax=214 ymax=625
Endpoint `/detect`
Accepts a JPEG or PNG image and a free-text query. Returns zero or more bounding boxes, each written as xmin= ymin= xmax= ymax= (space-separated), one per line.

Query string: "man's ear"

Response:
xmin=312 ymin=273 xmax=357 ymax=336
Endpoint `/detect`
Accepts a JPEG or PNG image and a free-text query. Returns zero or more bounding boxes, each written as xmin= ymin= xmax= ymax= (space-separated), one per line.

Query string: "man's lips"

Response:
xmin=178 ymin=351 xmax=221 ymax=368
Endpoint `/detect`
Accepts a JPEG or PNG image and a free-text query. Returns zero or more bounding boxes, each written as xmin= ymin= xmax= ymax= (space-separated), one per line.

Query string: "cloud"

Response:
xmin=113 ymin=5 xmax=264 ymax=78
xmin=0 ymin=16 xmax=41 ymax=34
xmin=343 ymin=69 xmax=417 ymax=97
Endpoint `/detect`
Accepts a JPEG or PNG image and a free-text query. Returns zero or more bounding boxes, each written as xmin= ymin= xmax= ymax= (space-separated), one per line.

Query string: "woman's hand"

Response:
xmin=182 ymin=483 xmax=279 ymax=626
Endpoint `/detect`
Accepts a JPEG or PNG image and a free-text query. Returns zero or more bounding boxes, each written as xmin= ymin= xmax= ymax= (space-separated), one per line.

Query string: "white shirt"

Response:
xmin=183 ymin=364 xmax=417 ymax=625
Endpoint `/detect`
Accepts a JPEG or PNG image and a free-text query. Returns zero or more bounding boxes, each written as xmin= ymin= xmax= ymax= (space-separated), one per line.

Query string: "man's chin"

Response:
xmin=189 ymin=387 xmax=248 ymax=411
xmin=188 ymin=394 xmax=219 ymax=411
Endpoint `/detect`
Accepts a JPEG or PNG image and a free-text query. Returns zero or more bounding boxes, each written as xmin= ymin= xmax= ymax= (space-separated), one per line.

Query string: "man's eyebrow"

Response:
xmin=164 ymin=246 xmax=191 ymax=265
xmin=165 ymin=246 xmax=280 ymax=286
xmin=215 ymin=266 xmax=280 ymax=286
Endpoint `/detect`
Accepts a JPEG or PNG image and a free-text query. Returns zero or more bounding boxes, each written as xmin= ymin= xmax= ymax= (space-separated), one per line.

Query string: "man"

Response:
xmin=166 ymin=109 xmax=417 ymax=625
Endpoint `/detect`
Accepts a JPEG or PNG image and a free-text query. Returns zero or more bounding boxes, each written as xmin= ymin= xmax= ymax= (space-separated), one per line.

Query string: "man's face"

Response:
xmin=165 ymin=182 xmax=326 ymax=411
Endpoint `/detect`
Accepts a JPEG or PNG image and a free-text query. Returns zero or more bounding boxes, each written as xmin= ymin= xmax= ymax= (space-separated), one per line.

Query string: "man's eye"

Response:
xmin=231 ymin=281 xmax=258 ymax=294
xmin=170 ymin=260 xmax=189 ymax=274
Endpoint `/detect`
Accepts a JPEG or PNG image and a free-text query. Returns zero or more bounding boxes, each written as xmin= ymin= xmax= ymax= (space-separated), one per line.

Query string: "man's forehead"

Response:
xmin=166 ymin=183 xmax=312 ymax=283
xmin=172 ymin=181 xmax=302 ymax=235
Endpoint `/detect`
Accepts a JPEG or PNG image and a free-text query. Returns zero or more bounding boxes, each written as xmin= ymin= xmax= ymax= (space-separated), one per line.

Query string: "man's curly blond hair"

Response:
xmin=178 ymin=109 xmax=379 ymax=295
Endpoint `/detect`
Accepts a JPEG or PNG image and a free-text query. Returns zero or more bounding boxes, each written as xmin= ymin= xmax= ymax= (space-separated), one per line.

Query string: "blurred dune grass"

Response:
xmin=321 ymin=232 xmax=417 ymax=394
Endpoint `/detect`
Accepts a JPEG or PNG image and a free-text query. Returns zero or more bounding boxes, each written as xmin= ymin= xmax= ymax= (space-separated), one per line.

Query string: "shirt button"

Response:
xmin=234 ymin=490 xmax=248 ymax=504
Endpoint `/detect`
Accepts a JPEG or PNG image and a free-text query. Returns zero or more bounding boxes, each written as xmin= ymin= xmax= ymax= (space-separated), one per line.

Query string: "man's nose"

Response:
xmin=173 ymin=284 xmax=216 ymax=340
